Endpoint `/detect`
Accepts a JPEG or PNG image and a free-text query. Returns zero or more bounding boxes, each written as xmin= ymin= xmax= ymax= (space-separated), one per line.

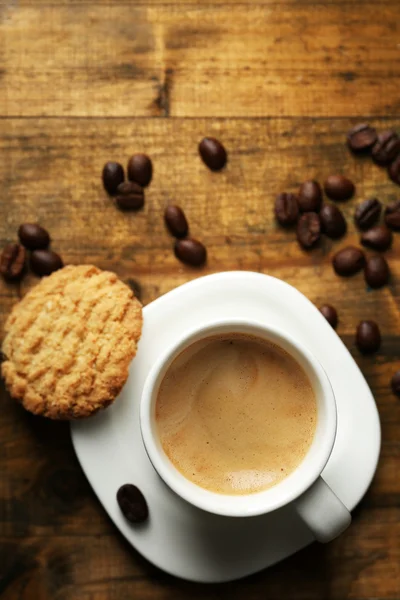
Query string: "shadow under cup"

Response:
xmin=140 ymin=319 xmax=339 ymax=520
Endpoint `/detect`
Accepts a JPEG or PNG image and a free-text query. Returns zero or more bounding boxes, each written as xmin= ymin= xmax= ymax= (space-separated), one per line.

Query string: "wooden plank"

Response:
xmin=1 ymin=4 xmax=400 ymax=117
xmin=1 ymin=116 xmax=400 ymax=311
xmin=1 ymin=508 xmax=399 ymax=599
xmin=2 ymin=0 xmax=399 ymax=5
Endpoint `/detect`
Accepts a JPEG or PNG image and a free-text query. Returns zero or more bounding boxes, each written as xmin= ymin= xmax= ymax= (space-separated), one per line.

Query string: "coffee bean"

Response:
xmin=275 ymin=193 xmax=299 ymax=226
xmin=30 ymin=250 xmax=63 ymax=276
xmin=102 ymin=161 xmax=124 ymax=195
xmin=385 ymin=200 xmax=400 ymax=231
xmin=164 ymin=206 xmax=189 ymax=239
xmin=372 ymin=130 xmax=400 ymax=166
xmin=361 ymin=225 xmax=392 ymax=251
xmin=174 ymin=238 xmax=207 ymax=267
xmin=117 ymin=484 xmax=148 ymax=524
xmin=354 ymin=198 xmax=382 ymax=230
xmin=388 ymin=156 xmax=400 ymax=186
xmin=127 ymin=154 xmax=153 ymax=187
xmin=319 ymin=304 xmax=338 ymax=329
xmin=126 ymin=278 xmax=142 ymax=302
xmin=391 ymin=371 xmax=400 ymax=397
xmin=18 ymin=223 xmax=50 ymax=250
xmin=298 ymin=180 xmax=322 ymax=212
xmin=296 ymin=212 xmax=321 ymax=249
xmin=333 ymin=246 xmax=365 ymax=276
xmin=199 ymin=137 xmax=227 ymax=171
xmin=356 ymin=320 xmax=381 ymax=354
xmin=324 ymin=175 xmax=355 ymax=201
xmin=0 ymin=244 xmax=26 ymax=280
xmin=364 ymin=255 xmax=390 ymax=288
xmin=320 ymin=204 xmax=347 ymax=239
xmin=347 ymin=123 xmax=377 ymax=153
xmin=115 ymin=182 xmax=144 ymax=211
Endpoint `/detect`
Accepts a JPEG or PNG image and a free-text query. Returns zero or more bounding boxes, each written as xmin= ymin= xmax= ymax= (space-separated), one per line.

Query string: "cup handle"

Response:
xmin=294 ymin=477 xmax=351 ymax=543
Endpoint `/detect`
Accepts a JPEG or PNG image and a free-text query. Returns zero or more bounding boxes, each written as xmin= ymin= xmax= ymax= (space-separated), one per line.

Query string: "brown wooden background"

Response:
xmin=1 ymin=1 xmax=400 ymax=598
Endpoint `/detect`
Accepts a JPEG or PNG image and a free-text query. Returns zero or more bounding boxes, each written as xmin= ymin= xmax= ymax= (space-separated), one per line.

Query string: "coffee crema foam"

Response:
xmin=155 ymin=334 xmax=317 ymax=495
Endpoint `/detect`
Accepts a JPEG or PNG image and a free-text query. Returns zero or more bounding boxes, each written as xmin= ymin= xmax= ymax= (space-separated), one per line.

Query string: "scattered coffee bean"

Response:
xmin=127 ymin=154 xmax=153 ymax=187
xmin=356 ymin=320 xmax=381 ymax=354
xmin=347 ymin=123 xmax=377 ymax=153
xmin=164 ymin=206 xmax=189 ymax=238
xmin=174 ymin=238 xmax=207 ymax=267
xmin=117 ymin=484 xmax=149 ymax=524
xmin=297 ymin=180 xmax=322 ymax=213
xmin=30 ymin=250 xmax=63 ymax=276
xmin=388 ymin=156 xmax=400 ymax=186
xmin=361 ymin=225 xmax=392 ymax=251
xmin=296 ymin=212 xmax=321 ymax=249
xmin=18 ymin=223 xmax=50 ymax=250
xmin=372 ymin=130 xmax=400 ymax=166
xmin=391 ymin=371 xmax=400 ymax=397
xmin=385 ymin=200 xmax=400 ymax=231
xmin=354 ymin=198 xmax=382 ymax=230
xmin=319 ymin=304 xmax=338 ymax=329
xmin=126 ymin=278 xmax=142 ymax=302
xmin=199 ymin=137 xmax=227 ymax=171
xmin=364 ymin=255 xmax=390 ymax=289
xmin=275 ymin=193 xmax=299 ymax=226
xmin=115 ymin=182 xmax=144 ymax=211
xmin=333 ymin=246 xmax=365 ymax=276
xmin=324 ymin=175 xmax=355 ymax=201
xmin=0 ymin=244 xmax=26 ymax=280
xmin=319 ymin=204 xmax=347 ymax=239
xmin=102 ymin=161 xmax=124 ymax=195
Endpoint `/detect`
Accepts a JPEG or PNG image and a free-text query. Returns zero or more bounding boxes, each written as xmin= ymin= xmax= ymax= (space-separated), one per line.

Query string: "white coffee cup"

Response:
xmin=140 ymin=319 xmax=351 ymax=543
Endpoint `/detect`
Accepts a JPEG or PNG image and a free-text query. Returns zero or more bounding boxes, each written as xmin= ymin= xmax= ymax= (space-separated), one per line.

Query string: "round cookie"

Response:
xmin=1 ymin=265 xmax=142 ymax=419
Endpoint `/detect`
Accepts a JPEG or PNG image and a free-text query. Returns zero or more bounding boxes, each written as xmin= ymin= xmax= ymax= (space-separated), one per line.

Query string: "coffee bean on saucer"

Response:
xmin=275 ymin=193 xmax=299 ymax=226
xmin=298 ymin=180 xmax=322 ymax=212
xmin=296 ymin=212 xmax=321 ymax=249
xmin=0 ymin=244 xmax=26 ymax=280
xmin=117 ymin=484 xmax=148 ymax=524
xmin=372 ymin=130 xmax=400 ymax=166
xmin=30 ymin=250 xmax=63 ymax=276
xmin=319 ymin=304 xmax=338 ymax=329
xmin=174 ymin=238 xmax=207 ymax=267
xmin=320 ymin=204 xmax=347 ymax=239
xmin=324 ymin=175 xmax=355 ymax=201
xmin=199 ymin=137 xmax=227 ymax=171
xmin=127 ymin=154 xmax=153 ymax=187
xmin=356 ymin=320 xmax=381 ymax=354
xmin=18 ymin=223 xmax=50 ymax=250
xmin=385 ymin=200 xmax=400 ymax=231
xmin=388 ymin=156 xmax=400 ymax=185
xmin=364 ymin=255 xmax=390 ymax=288
xmin=102 ymin=161 xmax=124 ymax=195
xmin=115 ymin=182 xmax=144 ymax=211
xmin=332 ymin=246 xmax=365 ymax=276
xmin=391 ymin=371 xmax=400 ymax=397
xmin=164 ymin=206 xmax=189 ymax=238
xmin=361 ymin=225 xmax=393 ymax=251
xmin=354 ymin=198 xmax=382 ymax=230
xmin=347 ymin=123 xmax=377 ymax=153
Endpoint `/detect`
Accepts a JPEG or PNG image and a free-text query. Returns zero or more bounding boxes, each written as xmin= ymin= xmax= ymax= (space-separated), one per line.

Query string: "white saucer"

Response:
xmin=71 ymin=272 xmax=381 ymax=583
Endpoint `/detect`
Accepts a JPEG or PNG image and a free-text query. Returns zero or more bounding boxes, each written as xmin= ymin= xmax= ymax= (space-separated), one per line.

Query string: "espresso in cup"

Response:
xmin=155 ymin=334 xmax=317 ymax=495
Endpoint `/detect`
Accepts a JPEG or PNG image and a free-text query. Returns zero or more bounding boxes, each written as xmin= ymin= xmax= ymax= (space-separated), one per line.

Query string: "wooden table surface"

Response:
xmin=1 ymin=1 xmax=400 ymax=598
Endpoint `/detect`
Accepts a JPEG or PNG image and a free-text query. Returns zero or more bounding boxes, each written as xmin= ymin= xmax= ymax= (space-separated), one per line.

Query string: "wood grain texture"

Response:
xmin=1 ymin=4 xmax=400 ymax=117
xmin=1 ymin=0 xmax=400 ymax=598
xmin=1 ymin=115 xmax=400 ymax=599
